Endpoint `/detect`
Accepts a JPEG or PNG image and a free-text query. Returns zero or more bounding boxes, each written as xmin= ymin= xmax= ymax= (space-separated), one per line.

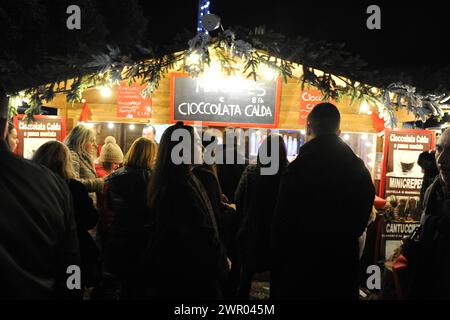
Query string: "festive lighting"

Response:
xmin=260 ymin=63 xmax=278 ymax=81
xmin=85 ymin=123 xmax=94 ymax=129
xmin=99 ymin=87 xmax=112 ymax=98
xmin=187 ymin=52 xmax=202 ymax=66
xmin=343 ymin=134 xmax=350 ymax=141
xmin=365 ymin=141 xmax=373 ymax=148
xmin=129 ymin=124 xmax=136 ymax=131
xmin=108 ymin=122 xmax=115 ymax=129
xmin=360 ymin=101 xmax=370 ymax=114
xmin=81 ymin=98 xmax=86 ymax=103
xmin=300 ymin=130 xmax=306 ymax=135
xmin=361 ymin=134 xmax=368 ymax=141
xmin=197 ymin=0 xmax=211 ymax=34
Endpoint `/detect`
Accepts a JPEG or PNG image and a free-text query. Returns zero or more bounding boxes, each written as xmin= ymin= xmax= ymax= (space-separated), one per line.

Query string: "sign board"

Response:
xmin=14 ymin=115 xmax=66 ymax=159
xmin=380 ymin=129 xmax=436 ymax=203
xmin=117 ymin=82 xmax=152 ymax=118
xmin=380 ymin=219 xmax=420 ymax=260
xmin=170 ymin=73 xmax=281 ymax=127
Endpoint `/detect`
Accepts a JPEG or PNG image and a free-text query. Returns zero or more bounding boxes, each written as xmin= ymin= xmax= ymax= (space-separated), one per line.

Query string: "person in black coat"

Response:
xmin=409 ymin=128 xmax=450 ymax=299
xmin=32 ymin=140 xmax=99 ymax=295
xmin=102 ymin=137 xmax=157 ymax=299
xmin=1 ymin=109 xmax=79 ymax=299
xmin=271 ymin=103 xmax=375 ymax=300
xmin=235 ymin=134 xmax=288 ymax=299
xmin=145 ymin=123 xmax=230 ymax=299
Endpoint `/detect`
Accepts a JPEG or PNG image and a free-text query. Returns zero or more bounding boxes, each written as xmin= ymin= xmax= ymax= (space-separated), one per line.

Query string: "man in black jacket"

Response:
xmin=271 ymin=103 xmax=375 ymax=300
xmin=0 ymin=90 xmax=80 ymax=299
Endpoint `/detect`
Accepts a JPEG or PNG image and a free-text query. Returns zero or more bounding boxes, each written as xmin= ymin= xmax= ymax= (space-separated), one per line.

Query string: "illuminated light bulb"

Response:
xmin=129 ymin=124 xmax=135 ymax=131
xmin=260 ymin=63 xmax=278 ymax=81
xmin=365 ymin=141 xmax=372 ymax=148
xmin=187 ymin=52 xmax=201 ymax=66
xmin=81 ymin=98 xmax=86 ymax=103
xmin=360 ymin=101 xmax=370 ymax=114
xmin=361 ymin=134 xmax=368 ymax=141
xmin=99 ymin=87 xmax=112 ymax=97
xmin=86 ymin=123 xmax=94 ymax=129
xmin=343 ymin=134 xmax=350 ymax=141
xmin=108 ymin=122 xmax=114 ymax=129
xmin=300 ymin=130 xmax=306 ymax=135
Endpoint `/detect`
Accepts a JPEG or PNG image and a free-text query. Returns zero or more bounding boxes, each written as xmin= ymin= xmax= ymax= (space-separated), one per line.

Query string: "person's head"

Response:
xmin=32 ymin=141 xmax=74 ymax=180
xmin=306 ymin=103 xmax=341 ymax=142
xmin=257 ymin=134 xmax=288 ymax=176
xmin=147 ymin=122 xmax=202 ymax=209
xmin=418 ymin=150 xmax=439 ymax=175
xmin=436 ymin=128 xmax=450 ymax=186
xmin=65 ymin=125 xmax=96 ymax=156
xmin=143 ymin=124 xmax=156 ymax=141
xmin=124 ymin=137 xmax=158 ymax=169
xmin=0 ymin=88 xmax=9 ymax=140
xmin=6 ymin=122 xmax=19 ymax=152
xmin=99 ymin=136 xmax=124 ymax=172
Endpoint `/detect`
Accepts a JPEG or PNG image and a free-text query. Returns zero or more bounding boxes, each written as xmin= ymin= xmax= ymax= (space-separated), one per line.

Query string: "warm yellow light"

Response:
xmin=343 ymin=134 xmax=350 ymax=141
xmin=108 ymin=122 xmax=115 ymax=129
xmin=187 ymin=52 xmax=201 ymax=65
xmin=85 ymin=123 xmax=94 ymax=129
xmin=99 ymin=87 xmax=112 ymax=98
xmin=259 ymin=63 xmax=278 ymax=81
xmin=360 ymin=101 xmax=370 ymax=114
xmin=129 ymin=124 xmax=135 ymax=131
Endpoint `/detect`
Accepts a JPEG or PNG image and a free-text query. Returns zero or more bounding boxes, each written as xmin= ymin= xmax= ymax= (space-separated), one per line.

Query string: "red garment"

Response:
xmin=95 ymin=163 xmax=108 ymax=178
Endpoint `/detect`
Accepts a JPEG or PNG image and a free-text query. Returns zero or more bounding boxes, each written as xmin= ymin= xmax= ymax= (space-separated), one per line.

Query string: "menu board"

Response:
xmin=380 ymin=129 xmax=436 ymax=201
xmin=171 ymin=73 xmax=281 ymax=127
xmin=117 ymin=82 xmax=152 ymax=119
xmin=13 ymin=115 xmax=66 ymax=159
xmin=381 ymin=220 xmax=421 ymax=260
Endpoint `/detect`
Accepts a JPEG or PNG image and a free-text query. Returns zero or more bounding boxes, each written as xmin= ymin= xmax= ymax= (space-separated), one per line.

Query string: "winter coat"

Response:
xmin=409 ymin=177 xmax=450 ymax=299
xmin=67 ymin=179 xmax=100 ymax=287
xmin=0 ymin=140 xmax=80 ymax=299
xmin=194 ymin=166 xmax=236 ymax=253
xmin=235 ymin=163 xmax=286 ymax=273
xmin=215 ymin=145 xmax=248 ymax=203
xmin=69 ymin=149 xmax=104 ymax=207
xmin=102 ymin=166 xmax=151 ymax=283
xmin=145 ymin=173 xmax=228 ymax=299
xmin=271 ymin=134 xmax=375 ymax=300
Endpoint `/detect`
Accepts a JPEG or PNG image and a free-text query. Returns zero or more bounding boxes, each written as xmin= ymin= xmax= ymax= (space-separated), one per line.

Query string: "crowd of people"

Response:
xmin=1 ymin=93 xmax=449 ymax=300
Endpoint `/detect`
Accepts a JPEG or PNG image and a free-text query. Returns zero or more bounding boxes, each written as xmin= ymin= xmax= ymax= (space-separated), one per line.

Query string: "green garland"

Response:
xmin=4 ymin=27 xmax=448 ymax=127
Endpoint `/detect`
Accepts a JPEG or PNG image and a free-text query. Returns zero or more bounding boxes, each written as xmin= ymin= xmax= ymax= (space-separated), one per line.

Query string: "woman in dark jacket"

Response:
xmin=102 ymin=137 xmax=157 ymax=299
xmin=145 ymin=122 xmax=229 ymax=299
xmin=235 ymin=134 xmax=288 ymax=299
xmin=32 ymin=141 xmax=99 ymax=296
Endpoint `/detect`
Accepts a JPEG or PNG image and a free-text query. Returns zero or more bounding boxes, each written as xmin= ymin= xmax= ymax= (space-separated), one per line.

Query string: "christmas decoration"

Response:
xmin=2 ymin=26 xmax=448 ymax=128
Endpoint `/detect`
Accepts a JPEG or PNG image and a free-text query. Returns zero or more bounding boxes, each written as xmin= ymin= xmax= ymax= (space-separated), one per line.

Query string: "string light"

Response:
xmin=197 ymin=0 xmax=211 ymax=34
xmin=108 ymin=122 xmax=115 ymax=129
xmin=129 ymin=124 xmax=135 ymax=131
xmin=343 ymin=134 xmax=350 ymax=141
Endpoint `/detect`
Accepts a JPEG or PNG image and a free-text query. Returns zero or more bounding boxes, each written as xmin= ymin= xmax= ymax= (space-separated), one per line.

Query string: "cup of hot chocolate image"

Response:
xmin=394 ymin=152 xmax=418 ymax=175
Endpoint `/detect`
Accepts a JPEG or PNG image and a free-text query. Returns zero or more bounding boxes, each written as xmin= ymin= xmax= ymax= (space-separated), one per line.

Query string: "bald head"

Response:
xmin=436 ymin=128 xmax=450 ymax=186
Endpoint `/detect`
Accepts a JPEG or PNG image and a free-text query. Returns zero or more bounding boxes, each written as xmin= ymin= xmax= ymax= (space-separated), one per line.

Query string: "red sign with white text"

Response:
xmin=117 ymin=82 xmax=152 ymax=119
xmin=299 ymin=89 xmax=333 ymax=125
xmin=13 ymin=115 xmax=66 ymax=159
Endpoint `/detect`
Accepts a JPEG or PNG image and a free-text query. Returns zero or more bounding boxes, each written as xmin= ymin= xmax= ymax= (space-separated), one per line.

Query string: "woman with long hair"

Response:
xmin=145 ymin=122 xmax=229 ymax=299
xmin=65 ymin=125 xmax=104 ymax=206
xmin=101 ymin=137 xmax=157 ymax=299
xmin=6 ymin=121 xmax=19 ymax=153
xmin=235 ymin=134 xmax=288 ymax=299
xmin=32 ymin=141 xmax=99 ymax=295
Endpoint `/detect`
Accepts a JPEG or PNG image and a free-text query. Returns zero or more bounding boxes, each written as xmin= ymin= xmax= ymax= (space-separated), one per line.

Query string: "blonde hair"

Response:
xmin=32 ymin=141 xmax=75 ymax=180
xmin=124 ymin=137 xmax=157 ymax=169
xmin=65 ymin=125 xmax=95 ymax=155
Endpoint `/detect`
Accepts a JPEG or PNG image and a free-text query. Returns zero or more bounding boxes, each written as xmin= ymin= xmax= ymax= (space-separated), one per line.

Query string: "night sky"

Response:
xmin=141 ymin=0 xmax=449 ymax=69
